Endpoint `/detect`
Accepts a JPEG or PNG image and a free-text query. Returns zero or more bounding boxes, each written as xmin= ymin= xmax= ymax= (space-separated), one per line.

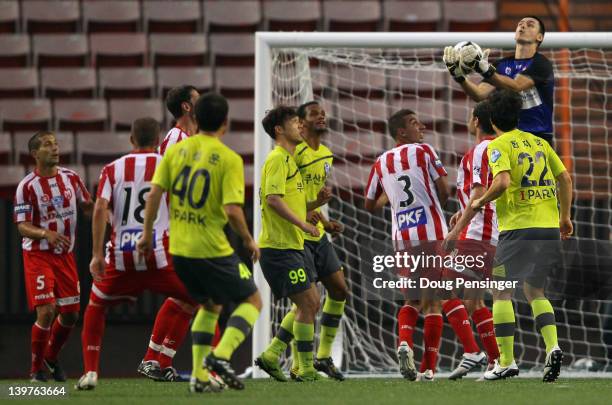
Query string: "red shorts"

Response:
xmin=395 ymin=241 xmax=446 ymax=300
xmin=23 ymin=250 xmax=80 ymax=313
xmin=443 ymin=239 xmax=496 ymax=281
xmin=89 ymin=263 xmax=196 ymax=306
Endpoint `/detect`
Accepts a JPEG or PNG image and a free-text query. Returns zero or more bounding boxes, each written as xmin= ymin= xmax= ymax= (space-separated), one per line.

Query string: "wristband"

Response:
xmin=453 ymin=75 xmax=466 ymax=84
xmin=481 ymin=65 xmax=496 ymax=79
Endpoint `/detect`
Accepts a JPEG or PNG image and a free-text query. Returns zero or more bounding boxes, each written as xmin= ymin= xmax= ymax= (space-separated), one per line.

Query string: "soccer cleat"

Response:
xmin=449 ymin=352 xmax=487 ymax=380
xmin=210 ymin=372 xmax=227 ymax=390
xmin=254 ymin=355 xmax=288 ymax=382
xmin=75 ymin=371 xmax=98 ymax=390
xmin=476 ymin=362 xmax=496 ymax=382
xmin=30 ymin=370 xmax=48 ymax=383
xmin=43 ymin=358 xmax=67 ymax=382
xmin=483 ymin=360 xmax=519 ymax=380
xmin=161 ymin=366 xmax=189 ymax=382
xmin=294 ymin=370 xmax=322 ymax=382
xmin=397 ymin=341 xmax=417 ymax=381
xmin=314 ymin=357 xmax=345 ymax=381
xmin=289 ymin=367 xmax=299 ymax=380
xmin=415 ymin=369 xmax=434 ymax=382
xmin=205 ymin=354 xmax=244 ymax=390
xmin=137 ymin=360 xmax=165 ymax=382
xmin=543 ymin=347 xmax=563 ymax=383
xmin=189 ymin=377 xmax=222 ymax=393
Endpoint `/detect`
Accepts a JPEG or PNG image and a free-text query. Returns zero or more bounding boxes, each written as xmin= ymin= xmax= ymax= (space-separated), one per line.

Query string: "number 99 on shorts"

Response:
xmin=288 ymin=268 xmax=307 ymax=285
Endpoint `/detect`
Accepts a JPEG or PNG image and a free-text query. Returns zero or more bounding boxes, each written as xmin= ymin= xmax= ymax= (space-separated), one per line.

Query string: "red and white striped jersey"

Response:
xmin=14 ymin=167 xmax=91 ymax=253
xmin=97 ymin=151 xmax=171 ymax=271
xmin=366 ymin=143 xmax=448 ymax=242
xmin=158 ymin=126 xmax=190 ymax=156
xmin=456 ymin=137 xmax=498 ymax=245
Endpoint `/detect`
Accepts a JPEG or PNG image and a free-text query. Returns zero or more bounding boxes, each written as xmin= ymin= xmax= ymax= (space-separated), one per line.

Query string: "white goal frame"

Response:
xmin=251 ymin=31 xmax=612 ymax=378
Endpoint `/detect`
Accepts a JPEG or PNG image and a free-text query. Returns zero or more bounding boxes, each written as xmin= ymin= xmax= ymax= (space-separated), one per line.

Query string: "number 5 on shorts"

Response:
xmin=289 ymin=268 xmax=307 ymax=285
xmin=36 ymin=275 xmax=45 ymax=290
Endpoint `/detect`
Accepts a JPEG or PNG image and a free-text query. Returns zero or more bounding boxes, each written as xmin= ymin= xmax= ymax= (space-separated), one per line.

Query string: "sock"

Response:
xmin=317 ymin=297 xmax=345 ymax=359
xmin=293 ymin=321 xmax=315 ymax=374
xmin=531 ymin=298 xmax=558 ymax=353
xmin=290 ymin=339 xmax=299 ymax=371
xmin=45 ymin=316 xmax=74 ymax=362
xmin=81 ymin=305 xmax=106 ymax=373
xmin=143 ymin=299 xmax=182 ymax=362
xmin=421 ymin=314 xmax=443 ymax=373
xmin=493 ymin=300 xmax=515 ymax=367
xmin=158 ymin=307 xmax=192 ymax=369
xmin=471 ymin=307 xmax=499 ymax=362
xmin=191 ymin=307 xmax=218 ymax=381
xmin=442 ymin=299 xmax=480 ymax=354
xmin=264 ymin=308 xmax=295 ymax=361
xmin=31 ymin=323 xmax=51 ymax=374
xmin=213 ymin=303 xmax=259 ymax=361
xmin=397 ymin=305 xmax=419 ymax=349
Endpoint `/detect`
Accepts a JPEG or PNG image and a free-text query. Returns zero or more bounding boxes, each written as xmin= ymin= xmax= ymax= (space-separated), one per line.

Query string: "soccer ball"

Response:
xmin=453 ymin=41 xmax=483 ymax=74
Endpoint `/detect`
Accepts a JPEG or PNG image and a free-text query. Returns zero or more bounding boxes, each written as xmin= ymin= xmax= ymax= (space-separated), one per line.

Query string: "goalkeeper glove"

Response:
xmin=443 ymin=46 xmax=466 ymax=83
xmin=459 ymin=44 xmax=496 ymax=79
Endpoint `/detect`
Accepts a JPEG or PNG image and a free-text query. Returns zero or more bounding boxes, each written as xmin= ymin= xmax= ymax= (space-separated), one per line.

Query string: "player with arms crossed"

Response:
xmin=256 ymin=101 xmax=348 ymax=381
xmin=76 ymin=118 xmax=199 ymax=390
xmin=365 ymin=110 xmax=451 ymax=382
xmin=138 ymin=93 xmax=262 ymax=392
xmin=14 ymin=131 xmax=93 ymax=382
xmin=471 ymin=90 xmax=572 ymax=382
xmin=444 ymin=16 xmax=555 ymax=145
xmin=256 ymin=106 xmax=331 ymax=382
xmin=442 ymin=101 xmax=501 ymax=379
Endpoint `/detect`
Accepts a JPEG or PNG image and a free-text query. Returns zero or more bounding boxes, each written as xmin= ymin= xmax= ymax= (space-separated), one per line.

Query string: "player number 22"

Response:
xmin=289 ymin=268 xmax=307 ymax=284
xmin=518 ymin=151 xmax=553 ymax=187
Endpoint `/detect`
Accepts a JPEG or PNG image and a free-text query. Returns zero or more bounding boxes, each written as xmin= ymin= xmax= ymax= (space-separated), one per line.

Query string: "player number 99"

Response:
xmin=289 ymin=268 xmax=307 ymax=284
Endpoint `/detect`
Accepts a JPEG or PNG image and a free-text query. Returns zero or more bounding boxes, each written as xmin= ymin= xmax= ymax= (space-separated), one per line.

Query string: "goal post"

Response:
xmin=252 ymin=32 xmax=612 ymax=378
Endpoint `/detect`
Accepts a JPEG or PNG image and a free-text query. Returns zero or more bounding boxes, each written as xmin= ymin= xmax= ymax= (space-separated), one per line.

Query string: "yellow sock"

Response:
xmin=293 ymin=321 xmax=315 ymax=374
xmin=213 ymin=303 xmax=259 ymax=360
xmin=493 ymin=300 xmax=515 ymax=367
xmin=316 ymin=297 xmax=345 ymax=359
xmin=264 ymin=308 xmax=295 ymax=360
xmin=531 ymin=298 xmax=558 ymax=353
xmin=191 ymin=308 xmax=218 ymax=381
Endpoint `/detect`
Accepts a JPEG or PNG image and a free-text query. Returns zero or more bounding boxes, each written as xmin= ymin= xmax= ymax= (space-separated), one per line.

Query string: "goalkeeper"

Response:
xmin=471 ymin=89 xmax=573 ymax=382
xmin=444 ymin=16 xmax=555 ymax=146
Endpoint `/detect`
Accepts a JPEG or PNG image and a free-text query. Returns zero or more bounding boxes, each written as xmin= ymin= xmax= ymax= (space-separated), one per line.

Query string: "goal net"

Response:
xmin=253 ymin=33 xmax=612 ymax=376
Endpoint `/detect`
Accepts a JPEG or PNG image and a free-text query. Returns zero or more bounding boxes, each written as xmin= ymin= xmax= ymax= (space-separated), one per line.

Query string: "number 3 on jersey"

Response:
xmin=171 ymin=165 xmax=211 ymax=209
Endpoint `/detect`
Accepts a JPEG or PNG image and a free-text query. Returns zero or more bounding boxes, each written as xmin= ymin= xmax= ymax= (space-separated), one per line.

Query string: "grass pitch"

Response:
xmin=3 ymin=377 xmax=612 ymax=405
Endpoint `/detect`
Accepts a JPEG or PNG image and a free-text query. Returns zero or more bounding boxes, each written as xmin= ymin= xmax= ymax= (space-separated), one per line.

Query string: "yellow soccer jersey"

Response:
xmin=259 ymin=145 xmax=306 ymax=250
xmin=487 ymin=129 xmax=566 ymax=232
xmin=152 ymin=134 xmax=245 ymax=259
xmin=294 ymin=142 xmax=333 ymax=242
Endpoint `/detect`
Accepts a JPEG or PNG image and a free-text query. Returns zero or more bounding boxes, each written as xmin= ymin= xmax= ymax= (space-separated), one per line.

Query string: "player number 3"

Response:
xmin=288 ymin=268 xmax=307 ymax=284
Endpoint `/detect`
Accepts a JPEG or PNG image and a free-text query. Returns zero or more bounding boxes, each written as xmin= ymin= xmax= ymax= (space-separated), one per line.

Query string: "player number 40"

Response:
xmin=171 ymin=166 xmax=211 ymax=209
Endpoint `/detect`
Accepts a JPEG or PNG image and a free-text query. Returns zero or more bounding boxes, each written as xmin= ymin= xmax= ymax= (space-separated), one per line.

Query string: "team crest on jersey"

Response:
xmin=52 ymin=195 xmax=65 ymax=207
xmin=396 ymin=206 xmax=427 ymax=231
xmin=120 ymin=229 xmax=155 ymax=252
xmin=434 ymin=159 xmax=443 ymax=168
xmin=491 ymin=149 xmax=501 ymax=163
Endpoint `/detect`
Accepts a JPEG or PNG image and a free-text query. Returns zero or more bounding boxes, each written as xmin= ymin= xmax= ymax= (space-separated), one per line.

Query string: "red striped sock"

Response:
xmin=472 ymin=307 xmax=499 ymax=363
xmin=397 ymin=305 xmax=419 ymax=349
xmin=45 ymin=317 xmax=74 ymax=362
xmin=421 ymin=314 xmax=443 ymax=373
xmin=81 ymin=304 xmax=106 ymax=373
xmin=158 ymin=307 xmax=192 ymax=369
xmin=443 ymin=299 xmax=480 ymax=354
xmin=31 ymin=323 xmax=50 ymax=374
xmin=212 ymin=323 xmax=221 ymax=348
xmin=143 ymin=298 xmax=182 ymax=362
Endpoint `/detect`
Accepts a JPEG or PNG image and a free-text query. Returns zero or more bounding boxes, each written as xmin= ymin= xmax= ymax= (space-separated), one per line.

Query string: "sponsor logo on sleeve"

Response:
xmin=491 ymin=149 xmax=501 ymax=163
xmin=15 ymin=203 xmax=31 ymax=214
xmin=396 ymin=206 xmax=427 ymax=231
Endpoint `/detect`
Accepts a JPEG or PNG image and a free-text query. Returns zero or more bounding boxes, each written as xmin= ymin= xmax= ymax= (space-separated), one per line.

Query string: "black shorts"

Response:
xmin=493 ymin=228 xmax=561 ymax=288
xmin=304 ymin=237 xmax=343 ymax=282
xmin=172 ymin=254 xmax=258 ymax=305
xmin=260 ymin=248 xmax=313 ymax=299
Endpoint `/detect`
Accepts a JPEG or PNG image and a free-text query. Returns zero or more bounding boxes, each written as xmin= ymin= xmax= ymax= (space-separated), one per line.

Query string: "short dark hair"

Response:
xmin=488 ymin=90 xmax=523 ymax=132
xmin=194 ymin=92 xmax=229 ymax=132
xmin=28 ymin=131 xmax=54 ymax=152
xmin=525 ymin=15 xmax=545 ymax=46
xmin=296 ymin=101 xmax=319 ymax=119
xmin=472 ymin=101 xmax=494 ymax=134
xmin=387 ymin=109 xmax=416 ymax=139
xmin=131 ymin=117 xmax=160 ymax=147
xmin=262 ymin=106 xmax=297 ymax=139
xmin=165 ymin=85 xmax=197 ymax=119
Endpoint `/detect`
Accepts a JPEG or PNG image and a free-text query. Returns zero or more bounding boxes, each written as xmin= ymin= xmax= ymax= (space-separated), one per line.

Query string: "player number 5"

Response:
xmin=36 ymin=275 xmax=45 ymax=290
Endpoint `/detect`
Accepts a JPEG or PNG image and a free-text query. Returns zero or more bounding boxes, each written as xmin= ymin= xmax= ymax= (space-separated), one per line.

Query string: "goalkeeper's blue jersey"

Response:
xmin=494 ymin=52 xmax=554 ymax=135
